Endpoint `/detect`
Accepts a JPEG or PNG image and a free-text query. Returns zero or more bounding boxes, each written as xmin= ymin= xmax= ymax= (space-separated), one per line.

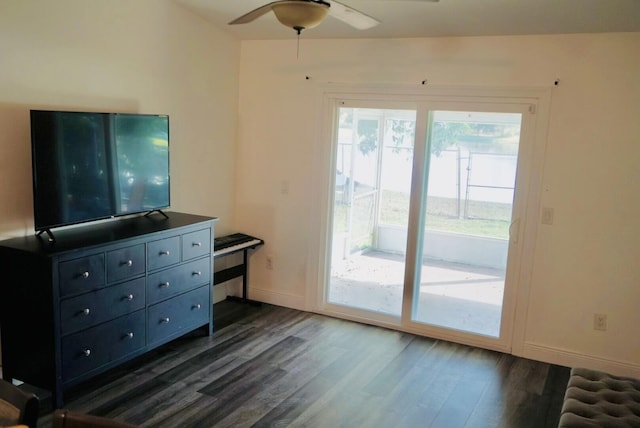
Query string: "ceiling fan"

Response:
xmin=229 ymin=0 xmax=439 ymax=35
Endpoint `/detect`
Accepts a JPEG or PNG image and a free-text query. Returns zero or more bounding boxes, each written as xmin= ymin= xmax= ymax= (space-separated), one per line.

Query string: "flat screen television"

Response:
xmin=30 ymin=110 xmax=170 ymax=239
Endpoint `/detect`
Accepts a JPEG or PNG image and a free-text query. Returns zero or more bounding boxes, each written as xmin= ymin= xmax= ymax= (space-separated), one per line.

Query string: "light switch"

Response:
xmin=280 ymin=180 xmax=290 ymax=194
xmin=541 ymin=207 xmax=554 ymax=225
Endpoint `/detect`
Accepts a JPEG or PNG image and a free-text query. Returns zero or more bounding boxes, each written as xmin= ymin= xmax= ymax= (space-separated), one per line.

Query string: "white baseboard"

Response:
xmin=245 ymin=287 xmax=306 ymax=310
xmin=522 ymin=341 xmax=640 ymax=378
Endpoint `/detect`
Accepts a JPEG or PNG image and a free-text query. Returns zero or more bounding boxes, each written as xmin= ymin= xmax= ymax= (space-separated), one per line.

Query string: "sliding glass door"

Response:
xmin=320 ymin=93 xmax=538 ymax=350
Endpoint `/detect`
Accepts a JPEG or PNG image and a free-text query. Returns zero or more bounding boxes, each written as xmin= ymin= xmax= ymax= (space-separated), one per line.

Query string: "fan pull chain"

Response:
xmin=295 ymin=26 xmax=303 ymax=59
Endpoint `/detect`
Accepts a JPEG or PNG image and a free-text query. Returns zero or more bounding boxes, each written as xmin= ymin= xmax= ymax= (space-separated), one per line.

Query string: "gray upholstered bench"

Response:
xmin=559 ymin=367 xmax=640 ymax=427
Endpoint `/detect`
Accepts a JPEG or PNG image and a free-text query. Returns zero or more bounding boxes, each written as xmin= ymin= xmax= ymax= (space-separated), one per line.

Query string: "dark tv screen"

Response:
xmin=30 ymin=110 xmax=170 ymax=232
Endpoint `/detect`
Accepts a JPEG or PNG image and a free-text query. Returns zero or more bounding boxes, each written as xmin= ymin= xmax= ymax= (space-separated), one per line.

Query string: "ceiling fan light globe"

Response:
xmin=272 ymin=1 xmax=329 ymax=30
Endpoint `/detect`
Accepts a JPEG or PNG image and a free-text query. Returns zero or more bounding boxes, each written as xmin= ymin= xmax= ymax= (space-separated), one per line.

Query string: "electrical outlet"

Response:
xmin=594 ymin=313 xmax=607 ymax=331
xmin=265 ymin=254 xmax=274 ymax=270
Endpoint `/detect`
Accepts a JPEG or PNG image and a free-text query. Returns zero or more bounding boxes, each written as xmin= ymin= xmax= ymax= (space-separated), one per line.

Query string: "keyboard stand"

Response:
xmin=214 ymin=233 xmax=264 ymax=305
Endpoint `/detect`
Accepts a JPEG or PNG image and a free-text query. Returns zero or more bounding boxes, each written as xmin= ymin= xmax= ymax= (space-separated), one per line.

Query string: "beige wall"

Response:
xmin=235 ymin=34 xmax=640 ymax=376
xmin=0 ymin=0 xmax=239 ymax=239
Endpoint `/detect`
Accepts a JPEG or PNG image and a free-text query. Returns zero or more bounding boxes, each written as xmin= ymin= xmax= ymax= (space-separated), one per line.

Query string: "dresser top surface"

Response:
xmin=0 ymin=212 xmax=217 ymax=256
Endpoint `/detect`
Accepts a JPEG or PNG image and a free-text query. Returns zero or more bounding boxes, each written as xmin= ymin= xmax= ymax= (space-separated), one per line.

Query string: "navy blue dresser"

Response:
xmin=0 ymin=212 xmax=217 ymax=407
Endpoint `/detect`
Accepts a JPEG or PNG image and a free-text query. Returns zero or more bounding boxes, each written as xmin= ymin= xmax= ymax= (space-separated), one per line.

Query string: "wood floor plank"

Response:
xmin=35 ymin=300 xmax=570 ymax=428
xmin=364 ymin=335 xmax=437 ymax=396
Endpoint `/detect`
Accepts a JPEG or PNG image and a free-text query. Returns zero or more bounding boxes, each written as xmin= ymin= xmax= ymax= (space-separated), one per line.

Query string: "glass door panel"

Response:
xmin=412 ymin=110 xmax=522 ymax=337
xmin=328 ymin=107 xmax=416 ymax=316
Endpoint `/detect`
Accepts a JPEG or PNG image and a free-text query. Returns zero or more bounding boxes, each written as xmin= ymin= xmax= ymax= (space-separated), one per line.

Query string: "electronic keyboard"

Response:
xmin=214 ymin=233 xmax=263 ymax=257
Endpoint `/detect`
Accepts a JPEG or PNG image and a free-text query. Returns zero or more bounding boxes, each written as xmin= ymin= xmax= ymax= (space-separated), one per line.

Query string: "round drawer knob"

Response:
xmin=192 ymin=271 xmax=202 ymax=276
xmin=160 ymin=282 xmax=170 ymax=288
xmin=82 ymin=308 xmax=90 ymax=315
xmin=125 ymin=260 xmax=133 ymax=267
xmin=82 ymin=271 xmax=89 ymax=279
xmin=193 ymin=304 xmax=201 ymax=310
xmin=83 ymin=349 xmax=91 ymax=357
xmin=192 ymin=242 xmax=202 ymax=247
xmin=126 ymin=294 xmax=134 ymax=301
xmin=126 ymin=332 xmax=134 ymax=339
xmin=162 ymin=317 xmax=170 ymax=323
xmin=159 ymin=250 xmax=170 ymax=256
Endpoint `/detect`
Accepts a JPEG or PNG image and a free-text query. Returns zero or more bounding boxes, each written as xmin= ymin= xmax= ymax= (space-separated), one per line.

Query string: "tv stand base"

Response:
xmin=36 ymin=228 xmax=56 ymax=242
xmin=145 ymin=209 xmax=169 ymax=219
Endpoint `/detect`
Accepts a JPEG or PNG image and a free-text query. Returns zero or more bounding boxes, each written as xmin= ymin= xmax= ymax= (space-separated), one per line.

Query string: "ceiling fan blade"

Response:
xmin=228 ymin=2 xmax=279 ymax=25
xmin=329 ymin=0 xmax=381 ymax=30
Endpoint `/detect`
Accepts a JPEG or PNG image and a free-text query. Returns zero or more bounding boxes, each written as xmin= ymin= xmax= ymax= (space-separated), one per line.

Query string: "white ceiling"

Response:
xmin=175 ymin=0 xmax=640 ymax=40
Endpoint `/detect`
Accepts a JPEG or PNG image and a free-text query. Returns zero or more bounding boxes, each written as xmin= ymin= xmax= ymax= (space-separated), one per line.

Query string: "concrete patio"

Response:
xmin=329 ymin=250 xmax=505 ymax=337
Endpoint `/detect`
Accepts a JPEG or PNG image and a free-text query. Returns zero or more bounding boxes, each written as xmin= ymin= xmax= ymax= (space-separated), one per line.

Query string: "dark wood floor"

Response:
xmin=36 ymin=300 xmax=570 ymax=428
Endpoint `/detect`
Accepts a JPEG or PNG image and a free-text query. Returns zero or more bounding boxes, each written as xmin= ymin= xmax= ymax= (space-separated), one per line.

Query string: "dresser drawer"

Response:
xmin=147 ymin=236 xmax=180 ymax=271
xmin=147 ymin=286 xmax=209 ymax=345
xmin=59 ymin=254 xmax=105 ymax=298
xmin=60 ymin=278 xmax=146 ymax=335
xmin=146 ymin=257 xmax=210 ymax=304
xmin=182 ymin=228 xmax=211 ymax=261
xmin=107 ymin=244 xmax=145 ymax=283
xmin=61 ymin=310 xmax=145 ymax=381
